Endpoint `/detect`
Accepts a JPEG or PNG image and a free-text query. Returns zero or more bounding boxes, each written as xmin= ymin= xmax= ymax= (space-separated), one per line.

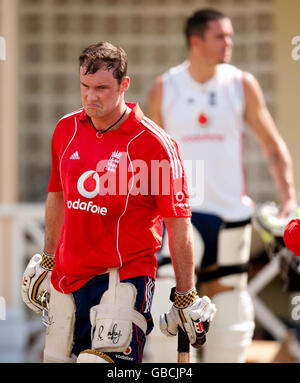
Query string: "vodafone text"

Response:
xmin=67 ymin=199 xmax=107 ymax=215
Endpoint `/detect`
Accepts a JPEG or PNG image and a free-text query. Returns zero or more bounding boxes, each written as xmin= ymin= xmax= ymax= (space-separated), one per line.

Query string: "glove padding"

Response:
xmin=159 ymin=288 xmax=216 ymax=349
xmin=21 ymin=253 xmax=54 ymax=314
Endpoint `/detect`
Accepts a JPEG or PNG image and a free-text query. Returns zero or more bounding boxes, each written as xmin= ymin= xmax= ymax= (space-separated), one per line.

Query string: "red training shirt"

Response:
xmin=48 ymin=103 xmax=191 ymax=293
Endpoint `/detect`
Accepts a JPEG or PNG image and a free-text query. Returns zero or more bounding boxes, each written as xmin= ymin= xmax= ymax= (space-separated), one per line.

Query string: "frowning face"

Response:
xmin=80 ymin=66 xmax=130 ymax=120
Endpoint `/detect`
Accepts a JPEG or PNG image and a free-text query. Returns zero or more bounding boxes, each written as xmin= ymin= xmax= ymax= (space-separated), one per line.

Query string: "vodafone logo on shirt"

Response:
xmin=67 ymin=170 xmax=108 ymax=216
xmin=77 ymin=170 xmax=100 ymax=198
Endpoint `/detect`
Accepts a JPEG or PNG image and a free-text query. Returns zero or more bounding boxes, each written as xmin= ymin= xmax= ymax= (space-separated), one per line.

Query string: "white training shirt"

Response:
xmin=161 ymin=62 xmax=255 ymax=221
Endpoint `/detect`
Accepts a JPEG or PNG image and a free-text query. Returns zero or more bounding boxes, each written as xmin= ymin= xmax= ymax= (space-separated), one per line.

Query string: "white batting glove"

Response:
xmin=159 ymin=288 xmax=216 ymax=349
xmin=21 ymin=253 xmax=54 ymax=314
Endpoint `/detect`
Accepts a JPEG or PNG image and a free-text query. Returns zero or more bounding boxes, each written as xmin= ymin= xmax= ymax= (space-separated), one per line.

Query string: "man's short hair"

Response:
xmin=184 ymin=8 xmax=227 ymax=46
xmin=79 ymin=41 xmax=128 ymax=84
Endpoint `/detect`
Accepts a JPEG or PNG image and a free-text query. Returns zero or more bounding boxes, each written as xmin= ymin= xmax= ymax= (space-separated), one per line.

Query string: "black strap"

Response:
xmin=198 ymin=262 xmax=250 ymax=282
xmin=222 ymin=218 xmax=252 ymax=229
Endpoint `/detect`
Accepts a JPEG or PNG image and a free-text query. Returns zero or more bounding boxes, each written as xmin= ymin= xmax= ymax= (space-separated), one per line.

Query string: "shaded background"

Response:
xmin=0 ymin=0 xmax=300 ymax=362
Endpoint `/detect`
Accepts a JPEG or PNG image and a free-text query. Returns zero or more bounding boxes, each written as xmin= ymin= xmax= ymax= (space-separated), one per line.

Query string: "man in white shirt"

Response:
xmin=147 ymin=8 xmax=297 ymax=362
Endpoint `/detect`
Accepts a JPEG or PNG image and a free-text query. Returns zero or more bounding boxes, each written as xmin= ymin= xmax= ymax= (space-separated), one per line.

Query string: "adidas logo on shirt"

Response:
xmin=70 ymin=151 xmax=80 ymax=160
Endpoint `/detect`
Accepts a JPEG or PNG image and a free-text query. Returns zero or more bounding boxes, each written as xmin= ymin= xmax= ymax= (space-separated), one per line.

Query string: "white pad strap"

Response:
xmin=91 ymin=303 xmax=147 ymax=334
xmin=90 ymin=268 xmax=146 ymax=352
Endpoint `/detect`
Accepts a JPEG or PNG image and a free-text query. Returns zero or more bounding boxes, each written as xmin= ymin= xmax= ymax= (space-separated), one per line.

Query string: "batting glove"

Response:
xmin=159 ymin=288 xmax=216 ymax=348
xmin=21 ymin=253 xmax=54 ymax=314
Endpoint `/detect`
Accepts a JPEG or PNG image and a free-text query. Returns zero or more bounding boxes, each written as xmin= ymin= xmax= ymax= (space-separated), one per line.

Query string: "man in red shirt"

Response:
xmin=21 ymin=41 xmax=216 ymax=363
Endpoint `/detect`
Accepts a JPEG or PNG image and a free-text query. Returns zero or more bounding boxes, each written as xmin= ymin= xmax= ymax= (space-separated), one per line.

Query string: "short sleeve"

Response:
xmin=154 ymin=137 xmax=191 ymax=218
